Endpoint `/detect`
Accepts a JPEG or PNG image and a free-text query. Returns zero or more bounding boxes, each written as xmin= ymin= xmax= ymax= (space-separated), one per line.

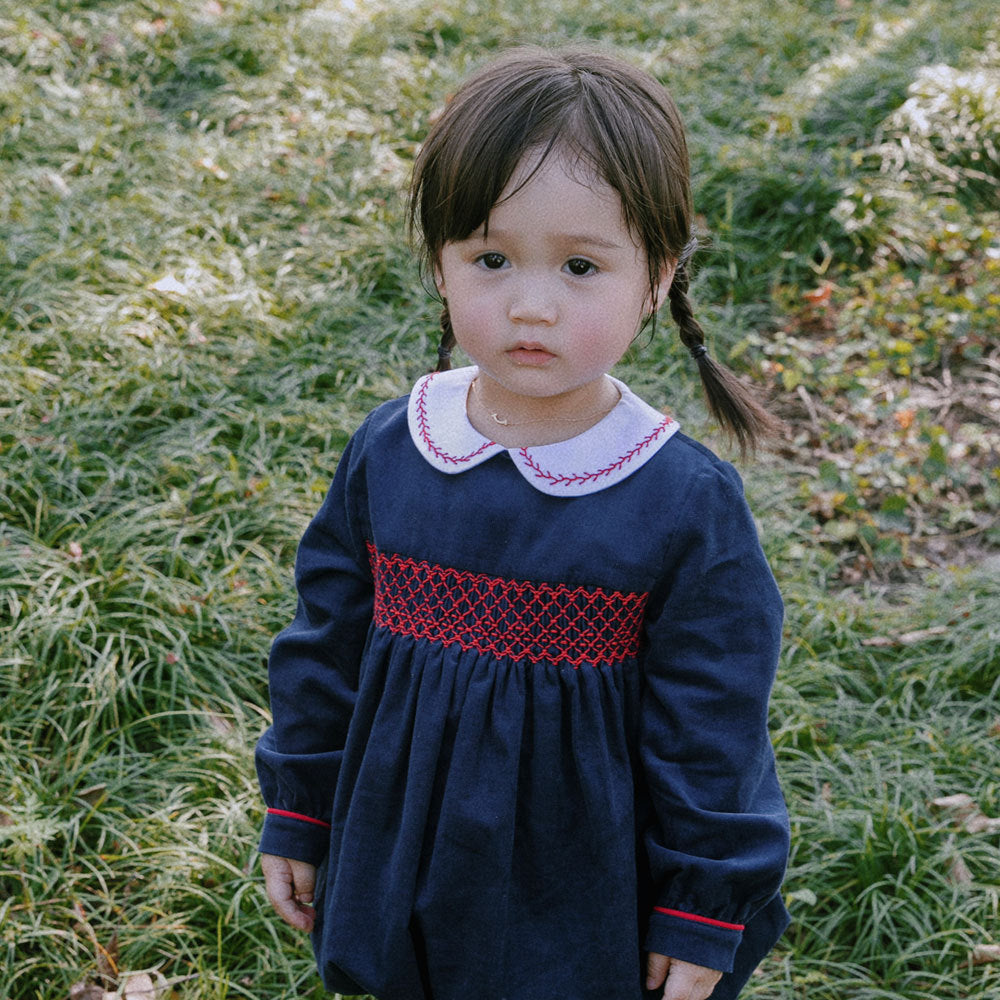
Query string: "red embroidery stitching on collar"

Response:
xmin=415 ymin=373 xmax=495 ymax=466
xmin=517 ymin=417 xmax=675 ymax=487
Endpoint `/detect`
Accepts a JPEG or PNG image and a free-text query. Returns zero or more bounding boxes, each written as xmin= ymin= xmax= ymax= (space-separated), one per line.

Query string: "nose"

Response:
xmin=507 ymin=274 xmax=558 ymax=326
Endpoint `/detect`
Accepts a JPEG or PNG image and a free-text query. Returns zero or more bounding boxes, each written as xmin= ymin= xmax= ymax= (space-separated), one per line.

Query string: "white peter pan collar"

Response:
xmin=407 ymin=367 xmax=680 ymax=497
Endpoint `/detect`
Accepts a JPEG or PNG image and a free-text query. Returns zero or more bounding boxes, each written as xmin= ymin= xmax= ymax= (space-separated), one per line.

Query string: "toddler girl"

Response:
xmin=256 ymin=45 xmax=790 ymax=1000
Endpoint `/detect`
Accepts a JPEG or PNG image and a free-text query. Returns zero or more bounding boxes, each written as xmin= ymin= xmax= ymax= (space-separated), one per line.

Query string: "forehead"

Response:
xmin=503 ymin=145 xmax=607 ymax=199
xmin=479 ymin=149 xmax=637 ymax=246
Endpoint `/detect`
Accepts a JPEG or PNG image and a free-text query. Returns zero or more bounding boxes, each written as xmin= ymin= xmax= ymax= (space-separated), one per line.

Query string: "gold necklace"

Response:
xmin=471 ymin=377 xmax=618 ymax=427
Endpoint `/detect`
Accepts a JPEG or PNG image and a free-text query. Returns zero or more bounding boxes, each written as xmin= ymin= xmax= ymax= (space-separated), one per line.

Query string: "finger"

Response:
xmin=274 ymin=892 xmax=313 ymax=930
xmin=646 ymin=952 xmax=670 ymax=991
xmin=273 ymin=886 xmax=316 ymax=932
xmin=289 ymin=858 xmax=317 ymax=905
xmin=660 ymin=961 xmax=722 ymax=1000
xmin=262 ymin=856 xmax=316 ymax=932
xmin=660 ymin=968 xmax=693 ymax=1000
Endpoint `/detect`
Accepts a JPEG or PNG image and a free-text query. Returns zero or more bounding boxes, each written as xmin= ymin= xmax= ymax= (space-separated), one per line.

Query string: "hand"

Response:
xmin=646 ymin=953 xmax=723 ymax=1000
xmin=261 ymin=853 xmax=317 ymax=932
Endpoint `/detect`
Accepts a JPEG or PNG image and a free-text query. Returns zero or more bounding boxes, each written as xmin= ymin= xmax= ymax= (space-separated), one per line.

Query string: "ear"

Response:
xmin=433 ymin=258 xmax=446 ymax=298
xmin=649 ymin=260 xmax=677 ymax=313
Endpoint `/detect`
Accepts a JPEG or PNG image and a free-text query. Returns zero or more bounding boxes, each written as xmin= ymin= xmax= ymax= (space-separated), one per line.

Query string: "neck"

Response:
xmin=466 ymin=373 xmax=620 ymax=448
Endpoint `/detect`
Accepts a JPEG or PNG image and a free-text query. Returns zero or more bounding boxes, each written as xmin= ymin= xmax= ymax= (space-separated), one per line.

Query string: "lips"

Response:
xmin=507 ymin=342 xmax=556 ymax=366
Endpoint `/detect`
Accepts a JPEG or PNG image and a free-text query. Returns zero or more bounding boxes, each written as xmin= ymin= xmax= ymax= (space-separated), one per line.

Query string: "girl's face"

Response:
xmin=435 ymin=151 xmax=673 ymax=418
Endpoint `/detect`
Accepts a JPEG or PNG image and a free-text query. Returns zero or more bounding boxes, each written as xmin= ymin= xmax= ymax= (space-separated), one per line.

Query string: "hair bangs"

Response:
xmin=413 ymin=74 xmax=580 ymax=258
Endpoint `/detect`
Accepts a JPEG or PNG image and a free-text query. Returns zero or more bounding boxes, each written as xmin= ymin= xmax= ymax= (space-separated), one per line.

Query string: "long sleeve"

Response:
xmin=640 ymin=458 xmax=789 ymax=973
xmin=255 ymin=426 xmax=374 ymax=866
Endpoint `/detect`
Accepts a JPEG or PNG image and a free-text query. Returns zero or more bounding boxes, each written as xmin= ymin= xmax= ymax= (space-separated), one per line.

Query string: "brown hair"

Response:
xmin=408 ymin=45 xmax=779 ymax=453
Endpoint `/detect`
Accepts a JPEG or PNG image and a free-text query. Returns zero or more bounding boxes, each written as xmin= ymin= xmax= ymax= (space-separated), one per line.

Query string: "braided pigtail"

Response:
xmin=435 ymin=304 xmax=456 ymax=372
xmin=667 ymin=264 xmax=781 ymax=456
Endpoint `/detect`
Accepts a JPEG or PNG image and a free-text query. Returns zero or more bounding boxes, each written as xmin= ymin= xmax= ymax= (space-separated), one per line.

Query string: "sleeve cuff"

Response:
xmin=644 ymin=907 xmax=744 ymax=973
xmin=258 ymin=808 xmax=331 ymax=867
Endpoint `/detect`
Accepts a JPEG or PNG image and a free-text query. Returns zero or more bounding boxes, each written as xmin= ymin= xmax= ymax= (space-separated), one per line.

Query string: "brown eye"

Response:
xmin=566 ymin=258 xmax=596 ymax=276
xmin=477 ymin=253 xmax=507 ymax=270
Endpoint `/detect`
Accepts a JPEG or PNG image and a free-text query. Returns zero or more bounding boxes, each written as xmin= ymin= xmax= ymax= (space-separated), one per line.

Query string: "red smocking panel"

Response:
xmin=367 ymin=544 xmax=647 ymax=668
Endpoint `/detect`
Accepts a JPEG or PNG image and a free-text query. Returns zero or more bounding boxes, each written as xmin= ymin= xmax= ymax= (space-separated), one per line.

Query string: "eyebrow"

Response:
xmin=471 ymin=227 xmax=627 ymax=251
xmin=562 ymin=234 xmax=628 ymax=250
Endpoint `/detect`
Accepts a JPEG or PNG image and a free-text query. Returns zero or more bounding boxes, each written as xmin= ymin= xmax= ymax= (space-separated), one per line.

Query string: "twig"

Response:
xmin=796 ymin=384 xmax=823 ymax=436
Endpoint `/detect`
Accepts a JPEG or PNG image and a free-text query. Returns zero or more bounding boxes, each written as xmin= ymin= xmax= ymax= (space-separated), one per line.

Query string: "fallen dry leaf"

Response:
xmin=206 ymin=712 xmax=234 ymax=735
xmin=68 ymin=983 xmax=104 ymax=1000
xmin=965 ymin=813 xmax=1000 ymax=834
xmin=971 ymin=944 xmax=1000 ymax=966
xmin=149 ymin=274 xmax=190 ymax=295
xmin=948 ymin=854 xmax=973 ymax=885
xmin=861 ymin=635 xmax=895 ymax=648
xmin=863 ymin=625 xmax=948 ymax=647
xmin=933 ymin=793 xmax=976 ymax=812
xmin=72 ymin=903 xmax=118 ymax=981
xmin=68 ymin=970 xmax=169 ymax=1000
xmin=77 ymin=784 xmax=108 ymax=807
xmin=802 ymin=281 xmax=834 ymax=306
xmin=897 ymin=626 xmax=949 ymax=644
xmin=931 ymin=794 xmax=1000 ymax=833
xmin=121 ymin=973 xmax=158 ymax=999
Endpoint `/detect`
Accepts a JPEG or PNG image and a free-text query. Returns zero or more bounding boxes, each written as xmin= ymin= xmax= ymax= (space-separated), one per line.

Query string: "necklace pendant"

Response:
xmin=490 ymin=412 xmax=509 ymax=426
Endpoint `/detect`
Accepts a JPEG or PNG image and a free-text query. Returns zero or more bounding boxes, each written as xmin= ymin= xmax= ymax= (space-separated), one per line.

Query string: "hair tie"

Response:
xmin=689 ymin=343 xmax=708 ymax=361
xmin=437 ymin=345 xmax=452 ymax=361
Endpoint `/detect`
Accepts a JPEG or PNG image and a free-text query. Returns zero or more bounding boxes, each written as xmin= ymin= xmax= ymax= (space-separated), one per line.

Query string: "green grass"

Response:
xmin=2 ymin=1 xmax=999 ymax=997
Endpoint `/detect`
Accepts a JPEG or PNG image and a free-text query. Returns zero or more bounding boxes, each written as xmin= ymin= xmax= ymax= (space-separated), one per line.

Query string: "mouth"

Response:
xmin=507 ymin=343 xmax=556 ymax=366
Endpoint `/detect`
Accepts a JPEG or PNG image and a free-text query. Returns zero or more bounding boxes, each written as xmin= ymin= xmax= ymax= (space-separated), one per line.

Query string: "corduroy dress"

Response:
xmin=256 ymin=366 xmax=790 ymax=1000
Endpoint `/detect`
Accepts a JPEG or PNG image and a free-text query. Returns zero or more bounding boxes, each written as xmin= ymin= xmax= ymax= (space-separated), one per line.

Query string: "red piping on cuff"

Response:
xmin=266 ymin=807 xmax=332 ymax=830
xmin=653 ymin=907 xmax=745 ymax=932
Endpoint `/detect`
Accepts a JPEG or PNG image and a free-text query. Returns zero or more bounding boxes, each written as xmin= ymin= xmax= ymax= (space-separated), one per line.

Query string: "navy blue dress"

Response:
xmin=256 ymin=368 xmax=790 ymax=1000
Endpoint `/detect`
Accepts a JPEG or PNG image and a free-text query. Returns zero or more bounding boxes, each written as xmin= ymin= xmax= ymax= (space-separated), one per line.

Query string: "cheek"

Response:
xmin=599 ymin=283 xmax=651 ymax=329
xmin=443 ymin=294 xmax=490 ymax=351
